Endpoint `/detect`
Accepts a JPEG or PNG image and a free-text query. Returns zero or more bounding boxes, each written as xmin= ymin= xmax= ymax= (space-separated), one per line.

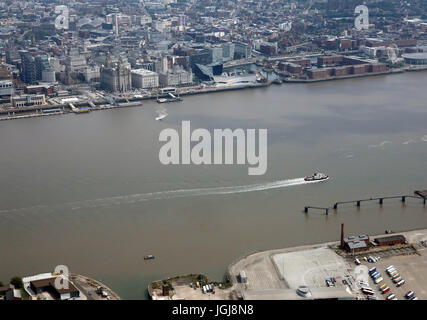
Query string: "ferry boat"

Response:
xmin=144 ymin=255 xmax=155 ymax=260
xmin=304 ymin=172 xmax=329 ymax=182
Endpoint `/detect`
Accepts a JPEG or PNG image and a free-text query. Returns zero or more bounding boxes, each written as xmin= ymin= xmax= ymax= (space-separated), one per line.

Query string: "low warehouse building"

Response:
xmin=30 ymin=277 xmax=80 ymax=300
xmin=374 ymin=235 xmax=406 ymax=246
xmin=343 ymin=235 xmax=369 ymax=252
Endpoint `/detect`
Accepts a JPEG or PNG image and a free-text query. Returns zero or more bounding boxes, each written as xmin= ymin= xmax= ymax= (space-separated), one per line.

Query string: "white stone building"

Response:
xmin=131 ymin=69 xmax=159 ymax=89
xmin=158 ymin=68 xmax=193 ymax=87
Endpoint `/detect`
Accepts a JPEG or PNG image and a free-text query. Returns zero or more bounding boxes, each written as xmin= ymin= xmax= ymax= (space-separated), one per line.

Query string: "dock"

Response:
xmin=157 ymin=92 xmax=183 ymax=103
xmin=304 ymin=192 xmax=426 ymax=214
xmin=69 ymin=102 xmax=91 ymax=114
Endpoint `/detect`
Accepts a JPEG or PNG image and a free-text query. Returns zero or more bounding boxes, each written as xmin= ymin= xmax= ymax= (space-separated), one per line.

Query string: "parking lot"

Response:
xmin=272 ymin=247 xmax=353 ymax=290
xmin=354 ymin=247 xmax=427 ymax=300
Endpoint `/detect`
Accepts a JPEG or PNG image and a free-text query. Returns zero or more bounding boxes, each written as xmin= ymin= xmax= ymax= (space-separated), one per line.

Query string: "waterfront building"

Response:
xmin=12 ymin=94 xmax=46 ymax=108
xmin=100 ymin=57 xmax=132 ymax=92
xmin=158 ymin=68 xmax=193 ymax=87
xmin=343 ymin=235 xmax=369 ymax=252
xmin=131 ymin=69 xmax=159 ymax=89
xmin=0 ymin=79 xmax=13 ymax=96
xmin=0 ymin=285 xmax=22 ymax=300
xmin=374 ymin=235 xmax=406 ymax=246
xmin=402 ymin=52 xmax=427 ymax=65
xmin=29 ymin=278 xmax=80 ymax=300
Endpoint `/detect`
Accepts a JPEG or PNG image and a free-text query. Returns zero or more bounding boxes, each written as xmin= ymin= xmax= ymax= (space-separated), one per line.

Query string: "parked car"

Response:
xmin=405 ymin=291 xmax=415 ymax=299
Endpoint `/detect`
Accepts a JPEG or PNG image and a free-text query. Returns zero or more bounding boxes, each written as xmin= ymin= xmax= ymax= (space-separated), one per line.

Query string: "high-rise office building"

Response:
xmin=19 ymin=51 xmax=37 ymax=84
xmin=35 ymin=55 xmax=50 ymax=81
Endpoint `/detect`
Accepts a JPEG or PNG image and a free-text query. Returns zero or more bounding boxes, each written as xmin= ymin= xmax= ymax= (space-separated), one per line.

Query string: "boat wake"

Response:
xmin=0 ymin=177 xmax=324 ymax=215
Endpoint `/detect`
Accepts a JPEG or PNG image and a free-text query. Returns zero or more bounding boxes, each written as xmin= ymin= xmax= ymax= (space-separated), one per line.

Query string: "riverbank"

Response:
xmin=1 ymin=66 xmax=425 ymax=122
xmin=149 ymin=227 xmax=427 ymax=300
xmin=71 ymin=274 xmax=120 ymax=300
xmin=226 ymin=227 xmax=427 ymax=300
xmin=284 ymin=68 xmax=404 ymax=83
xmin=0 ymin=82 xmax=269 ymax=121
xmin=148 ymin=274 xmax=234 ymax=300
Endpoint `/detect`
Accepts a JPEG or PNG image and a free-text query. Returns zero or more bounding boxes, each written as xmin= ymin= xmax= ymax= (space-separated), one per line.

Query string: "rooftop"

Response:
xmin=374 ymin=235 xmax=406 ymax=244
xmin=30 ymin=277 xmax=79 ymax=295
xmin=131 ymin=68 xmax=158 ymax=75
xmin=402 ymin=52 xmax=427 ymax=59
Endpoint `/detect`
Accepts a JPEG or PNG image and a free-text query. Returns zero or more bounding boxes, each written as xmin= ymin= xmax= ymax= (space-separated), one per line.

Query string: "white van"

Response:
xmin=374 ymin=277 xmax=383 ymax=284
xmin=386 ymin=293 xmax=396 ymax=300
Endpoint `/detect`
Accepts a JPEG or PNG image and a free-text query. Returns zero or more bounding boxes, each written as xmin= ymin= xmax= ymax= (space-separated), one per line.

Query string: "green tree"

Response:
xmin=10 ymin=276 xmax=23 ymax=289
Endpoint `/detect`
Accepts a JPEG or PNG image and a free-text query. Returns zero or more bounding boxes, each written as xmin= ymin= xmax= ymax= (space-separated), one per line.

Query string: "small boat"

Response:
xmin=157 ymin=98 xmax=168 ymax=103
xmin=144 ymin=255 xmax=155 ymax=260
xmin=304 ymin=172 xmax=329 ymax=182
xmin=155 ymin=112 xmax=167 ymax=121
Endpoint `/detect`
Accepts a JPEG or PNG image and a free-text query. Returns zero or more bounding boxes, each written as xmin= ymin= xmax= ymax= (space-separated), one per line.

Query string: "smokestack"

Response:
xmin=340 ymin=223 xmax=345 ymax=249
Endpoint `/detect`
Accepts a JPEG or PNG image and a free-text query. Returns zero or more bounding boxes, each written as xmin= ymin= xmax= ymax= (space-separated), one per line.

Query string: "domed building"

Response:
xmin=402 ymin=52 xmax=427 ymax=65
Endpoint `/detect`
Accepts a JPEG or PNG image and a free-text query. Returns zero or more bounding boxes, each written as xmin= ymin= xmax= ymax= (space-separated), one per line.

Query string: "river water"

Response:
xmin=0 ymin=72 xmax=426 ymax=299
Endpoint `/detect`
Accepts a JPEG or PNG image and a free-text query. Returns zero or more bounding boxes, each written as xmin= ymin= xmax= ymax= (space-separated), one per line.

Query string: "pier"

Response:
xmin=304 ymin=206 xmax=330 ymax=215
xmin=304 ymin=193 xmax=426 ymax=214
xmin=333 ymin=195 xmax=425 ymax=209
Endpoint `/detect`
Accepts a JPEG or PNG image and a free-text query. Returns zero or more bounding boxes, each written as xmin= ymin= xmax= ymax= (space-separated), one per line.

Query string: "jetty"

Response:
xmin=304 ymin=192 xmax=426 ymax=215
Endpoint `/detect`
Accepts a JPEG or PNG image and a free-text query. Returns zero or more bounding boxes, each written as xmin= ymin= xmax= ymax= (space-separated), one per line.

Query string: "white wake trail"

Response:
xmin=0 ymin=177 xmax=322 ymax=214
xmin=72 ymin=177 xmax=321 ymax=209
